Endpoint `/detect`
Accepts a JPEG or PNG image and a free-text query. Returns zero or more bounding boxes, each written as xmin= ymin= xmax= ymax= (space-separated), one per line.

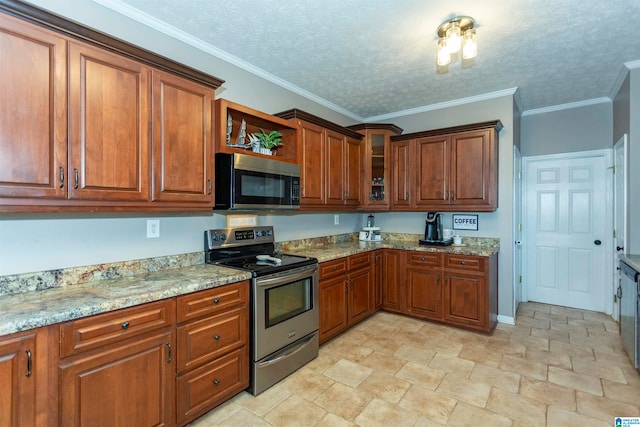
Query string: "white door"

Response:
xmin=523 ymin=150 xmax=611 ymax=312
xmin=613 ymin=135 xmax=628 ymax=320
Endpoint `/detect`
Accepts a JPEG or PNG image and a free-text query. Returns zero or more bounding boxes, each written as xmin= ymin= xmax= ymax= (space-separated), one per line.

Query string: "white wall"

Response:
xmin=521 ymin=102 xmax=613 ymax=157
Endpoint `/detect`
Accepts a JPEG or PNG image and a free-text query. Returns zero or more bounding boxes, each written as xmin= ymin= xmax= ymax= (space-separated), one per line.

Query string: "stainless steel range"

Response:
xmin=205 ymin=226 xmax=319 ymax=395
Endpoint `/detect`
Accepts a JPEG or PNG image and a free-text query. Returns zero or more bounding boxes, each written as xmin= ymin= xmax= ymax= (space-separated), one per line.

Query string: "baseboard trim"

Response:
xmin=497 ymin=315 xmax=515 ymax=325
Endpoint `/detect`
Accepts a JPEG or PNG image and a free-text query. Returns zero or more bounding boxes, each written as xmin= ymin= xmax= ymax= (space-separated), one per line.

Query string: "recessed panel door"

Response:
xmin=524 ymin=153 xmax=608 ymax=311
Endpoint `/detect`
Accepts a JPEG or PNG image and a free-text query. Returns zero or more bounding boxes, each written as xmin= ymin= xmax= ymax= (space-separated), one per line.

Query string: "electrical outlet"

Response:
xmin=147 ymin=219 xmax=160 ymax=238
xmin=334 ymin=214 xmax=339 ymax=225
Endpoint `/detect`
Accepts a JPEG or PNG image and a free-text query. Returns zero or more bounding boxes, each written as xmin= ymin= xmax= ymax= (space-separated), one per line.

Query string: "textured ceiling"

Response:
xmin=94 ymin=0 xmax=640 ymax=120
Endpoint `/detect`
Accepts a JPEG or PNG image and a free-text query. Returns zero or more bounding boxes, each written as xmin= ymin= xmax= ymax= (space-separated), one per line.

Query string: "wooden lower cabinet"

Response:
xmin=175 ymin=281 xmax=249 ymax=426
xmin=319 ymin=254 xmax=374 ymax=343
xmin=398 ymin=251 xmax=498 ymax=333
xmin=373 ymin=250 xmax=384 ymax=310
xmin=0 ymin=327 xmax=55 ymax=427
xmin=382 ymin=249 xmax=404 ymax=313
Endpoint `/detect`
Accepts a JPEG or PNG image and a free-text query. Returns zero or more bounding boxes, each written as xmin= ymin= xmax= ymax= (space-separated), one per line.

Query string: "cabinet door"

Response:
xmin=0 ymin=15 xmax=67 ymax=199
xmin=298 ymin=120 xmax=325 ymax=206
xmin=406 ymin=266 xmax=442 ymax=321
xmin=382 ymin=250 xmax=403 ymax=312
xmin=325 ymin=130 xmax=346 ymax=206
xmin=391 ymin=141 xmax=412 ymax=207
xmin=152 ymin=70 xmax=214 ymax=204
xmin=348 ymin=267 xmax=373 ymax=325
xmin=0 ymin=332 xmax=36 ymax=427
xmin=319 ymin=275 xmax=348 ymax=344
xmin=444 ymin=271 xmax=486 ymax=330
xmin=450 ymin=129 xmax=495 ymax=208
xmin=415 ymin=136 xmax=449 ymax=207
xmin=68 ymin=42 xmax=150 ymax=201
xmin=373 ymin=250 xmax=384 ymax=310
xmin=59 ymin=329 xmax=175 ymax=427
xmin=344 ymin=137 xmax=362 ymax=206
xmin=363 ymin=132 xmax=390 ymax=209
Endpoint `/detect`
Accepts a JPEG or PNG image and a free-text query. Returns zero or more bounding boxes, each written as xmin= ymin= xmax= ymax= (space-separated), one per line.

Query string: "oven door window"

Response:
xmin=235 ymin=169 xmax=291 ymax=205
xmin=265 ymin=277 xmax=312 ymax=328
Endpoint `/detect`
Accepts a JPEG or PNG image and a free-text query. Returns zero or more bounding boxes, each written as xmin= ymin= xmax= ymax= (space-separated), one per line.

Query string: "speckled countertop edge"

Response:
xmin=620 ymin=254 xmax=640 ymax=273
xmin=0 ymin=264 xmax=251 ymax=335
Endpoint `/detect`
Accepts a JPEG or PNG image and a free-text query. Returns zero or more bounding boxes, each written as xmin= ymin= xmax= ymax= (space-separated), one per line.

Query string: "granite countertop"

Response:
xmin=620 ymin=254 xmax=640 ymax=274
xmin=0 ymin=263 xmax=251 ymax=336
xmin=0 ymin=234 xmax=498 ymax=336
xmin=285 ymin=238 xmax=499 ymax=263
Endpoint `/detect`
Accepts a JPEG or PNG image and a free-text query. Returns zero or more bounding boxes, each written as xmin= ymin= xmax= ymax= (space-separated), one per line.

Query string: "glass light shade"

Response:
xmin=445 ymin=22 xmax=461 ymax=53
xmin=462 ymin=29 xmax=477 ymax=59
xmin=437 ymin=37 xmax=451 ymax=66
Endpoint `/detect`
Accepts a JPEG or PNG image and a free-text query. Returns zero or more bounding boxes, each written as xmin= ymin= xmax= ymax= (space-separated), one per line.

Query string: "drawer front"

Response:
xmin=59 ymin=299 xmax=175 ymax=358
xmin=176 ymin=346 xmax=249 ymax=425
xmin=444 ymin=254 xmax=486 ymax=272
xmin=319 ymin=258 xmax=348 ymax=279
xmin=349 ymin=252 xmax=372 ymax=270
xmin=407 ymin=252 xmax=442 ymax=267
xmin=177 ymin=281 xmax=249 ymax=323
xmin=176 ymin=307 xmax=248 ymax=373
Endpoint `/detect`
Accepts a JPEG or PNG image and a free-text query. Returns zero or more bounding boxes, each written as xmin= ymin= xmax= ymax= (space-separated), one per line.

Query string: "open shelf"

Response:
xmin=215 ymin=99 xmax=299 ymax=163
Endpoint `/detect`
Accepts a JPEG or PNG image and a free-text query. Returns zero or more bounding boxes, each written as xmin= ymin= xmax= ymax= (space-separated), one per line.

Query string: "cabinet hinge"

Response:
xmin=518 ymin=171 xmax=522 ymax=179
xmin=518 ymin=223 xmax=522 ymax=231
xmin=518 ymin=275 xmax=522 ymax=284
xmin=613 ymin=229 xmax=617 ymax=239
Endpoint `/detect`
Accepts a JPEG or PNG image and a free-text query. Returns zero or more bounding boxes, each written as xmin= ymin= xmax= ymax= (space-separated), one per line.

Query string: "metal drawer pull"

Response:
xmin=213 ymin=379 xmax=220 ymax=386
xmin=207 ymin=179 xmax=212 ymax=194
xmin=121 ymin=321 xmax=129 ymax=330
xmin=213 ymin=298 xmax=220 ymax=304
xmin=166 ymin=343 xmax=172 ymax=363
xmin=59 ymin=166 xmax=65 ymax=188
xmin=73 ymin=168 xmax=79 ymax=189
xmin=26 ymin=349 xmax=32 ymax=377
xmin=214 ymin=334 xmax=220 ymax=340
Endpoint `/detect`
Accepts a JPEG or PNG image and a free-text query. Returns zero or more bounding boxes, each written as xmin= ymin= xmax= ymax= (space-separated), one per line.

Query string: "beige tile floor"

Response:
xmin=189 ymin=302 xmax=640 ymax=426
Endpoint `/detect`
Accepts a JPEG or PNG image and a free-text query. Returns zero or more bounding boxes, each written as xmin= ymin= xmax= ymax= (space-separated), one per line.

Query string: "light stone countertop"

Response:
xmin=620 ymin=254 xmax=640 ymax=274
xmin=0 ymin=235 xmax=499 ymax=336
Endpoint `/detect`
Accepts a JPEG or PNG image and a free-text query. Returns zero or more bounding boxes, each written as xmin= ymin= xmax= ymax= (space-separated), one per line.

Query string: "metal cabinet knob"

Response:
xmin=213 ymin=298 xmax=220 ymax=304
xmin=121 ymin=321 xmax=129 ymax=330
xmin=213 ymin=379 xmax=220 ymax=386
xmin=214 ymin=335 xmax=220 ymax=340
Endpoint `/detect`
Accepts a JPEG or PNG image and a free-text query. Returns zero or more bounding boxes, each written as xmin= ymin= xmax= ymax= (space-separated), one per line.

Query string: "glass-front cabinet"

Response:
xmin=347 ymin=124 xmax=403 ymax=210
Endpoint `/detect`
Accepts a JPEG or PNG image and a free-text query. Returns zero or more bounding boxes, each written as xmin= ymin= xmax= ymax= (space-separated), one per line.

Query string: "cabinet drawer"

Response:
xmin=176 ymin=346 xmax=249 ymax=425
xmin=319 ymin=258 xmax=348 ymax=279
xmin=177 ymin=281 xmax=249 ymax=323
xmin=349 ymin=252 xmax=372 ymax=270
xmin=407 ymin=252 xmax=442 ymax=267
xmin=444 ymin=254 xmax=486 ymax=272
xmin=176 ymin=307 xmax=248 ymax=373
xmin=59 ymin=299 xmax=175 ymax=358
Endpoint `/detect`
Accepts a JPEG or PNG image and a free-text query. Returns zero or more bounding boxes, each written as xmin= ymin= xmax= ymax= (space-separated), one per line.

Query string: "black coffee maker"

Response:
xmin=419 ymin=212 xmax=452 ymax=246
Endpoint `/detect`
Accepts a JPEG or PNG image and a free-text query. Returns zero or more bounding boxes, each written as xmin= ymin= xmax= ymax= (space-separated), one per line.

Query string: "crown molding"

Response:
xmin=363 ymin=88 xmax=519 ymax=122
xmin=93 ymin=0 xmax=365 ymax=122
xmin=608 ymin=60 xmax=640 ymax=101
xmin=521 ymin=97 xmax=611 ymax=117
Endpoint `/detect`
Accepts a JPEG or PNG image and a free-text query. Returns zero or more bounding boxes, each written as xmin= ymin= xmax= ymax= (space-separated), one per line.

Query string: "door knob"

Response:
xmin=617 ymin=246 xmax=624 ymax=251
xmin=594 ymin=240 xmax=601 ymax=245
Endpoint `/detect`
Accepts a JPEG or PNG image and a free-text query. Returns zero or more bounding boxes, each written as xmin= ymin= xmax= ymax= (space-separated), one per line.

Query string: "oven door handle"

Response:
xmin=255 ymin=265 xmax=318 ymax=288
xmin=256 ymin=333 xmax=317 ymax=368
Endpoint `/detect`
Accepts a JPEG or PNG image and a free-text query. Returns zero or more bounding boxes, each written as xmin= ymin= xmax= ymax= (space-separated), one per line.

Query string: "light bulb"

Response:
xmin=445 ymin=21 xmax=461 ymax=53
xmin=437 ymin=37 xmax=451 ymax=66
xmin=462 ymin=29 xmax=477 ymax=59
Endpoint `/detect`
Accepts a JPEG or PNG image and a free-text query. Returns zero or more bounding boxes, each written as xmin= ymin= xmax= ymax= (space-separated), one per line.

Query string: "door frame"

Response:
xmin=521 ymin=149 xmax=614 ymax=314
xmin=512 ymin=146 xmax=523 ymax=317
xmin=613 ymin=134 xmax=628 ymax=321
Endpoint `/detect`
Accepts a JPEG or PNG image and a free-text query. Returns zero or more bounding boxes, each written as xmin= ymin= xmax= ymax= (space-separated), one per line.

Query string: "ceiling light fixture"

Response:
xmin=436 ymin=16 xmax=477 ymax=66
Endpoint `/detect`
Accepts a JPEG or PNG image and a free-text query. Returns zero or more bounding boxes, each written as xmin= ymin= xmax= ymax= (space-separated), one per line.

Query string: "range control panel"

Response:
xmin=205 ymin=226 xmax=275 ymax=250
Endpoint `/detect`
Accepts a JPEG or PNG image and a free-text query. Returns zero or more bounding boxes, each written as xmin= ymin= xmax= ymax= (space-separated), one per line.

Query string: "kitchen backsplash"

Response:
xmin=0 ymin=252 xmax=204 ymax=297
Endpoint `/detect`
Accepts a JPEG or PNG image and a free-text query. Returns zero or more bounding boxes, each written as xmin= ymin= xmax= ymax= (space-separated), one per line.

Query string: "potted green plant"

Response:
xmin=251 ymin=129 xmax=282 ymax=155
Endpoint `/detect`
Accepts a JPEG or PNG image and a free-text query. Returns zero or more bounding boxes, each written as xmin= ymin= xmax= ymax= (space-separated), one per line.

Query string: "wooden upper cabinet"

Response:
xmin=152 ymin=70 xmax=214 ymax=204
xmin=344 ymin=137 xmax=362 ymax=206
xmin=68 ymin=42 xmax=150 ymax=201
xmin=0 ymin=14 xmax=67 ymax=199
xmin=298 ymin=120 xmax=325 ymax=205
xmin=325 ymin=130 xmax=346 ymax=206
xmin=391 ymin=120 xmax=502 ymax=212
xmin=415 ymin=135 xmax=449 ymax=207
xmin=391 ymin=140 xmax=412 ymax=208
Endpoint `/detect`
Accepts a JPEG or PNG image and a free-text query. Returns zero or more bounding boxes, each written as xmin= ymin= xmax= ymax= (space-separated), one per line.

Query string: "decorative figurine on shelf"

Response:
xmin=247 ymin=133 xmax=261 ymax=152
xmin=226 ymin=113 xmax=233 ymax=145
xmin=235 ymin=119 xmax=247 ymax=146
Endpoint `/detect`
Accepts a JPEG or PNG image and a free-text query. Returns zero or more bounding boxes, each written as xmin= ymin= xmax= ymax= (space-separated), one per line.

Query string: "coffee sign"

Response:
xmin=452 ymin=214 xmax=478 ymax=231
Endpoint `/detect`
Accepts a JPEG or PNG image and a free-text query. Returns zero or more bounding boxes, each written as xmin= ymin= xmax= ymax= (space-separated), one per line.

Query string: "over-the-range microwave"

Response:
xmin=214 ymin=153 xmax=300 ymax=210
